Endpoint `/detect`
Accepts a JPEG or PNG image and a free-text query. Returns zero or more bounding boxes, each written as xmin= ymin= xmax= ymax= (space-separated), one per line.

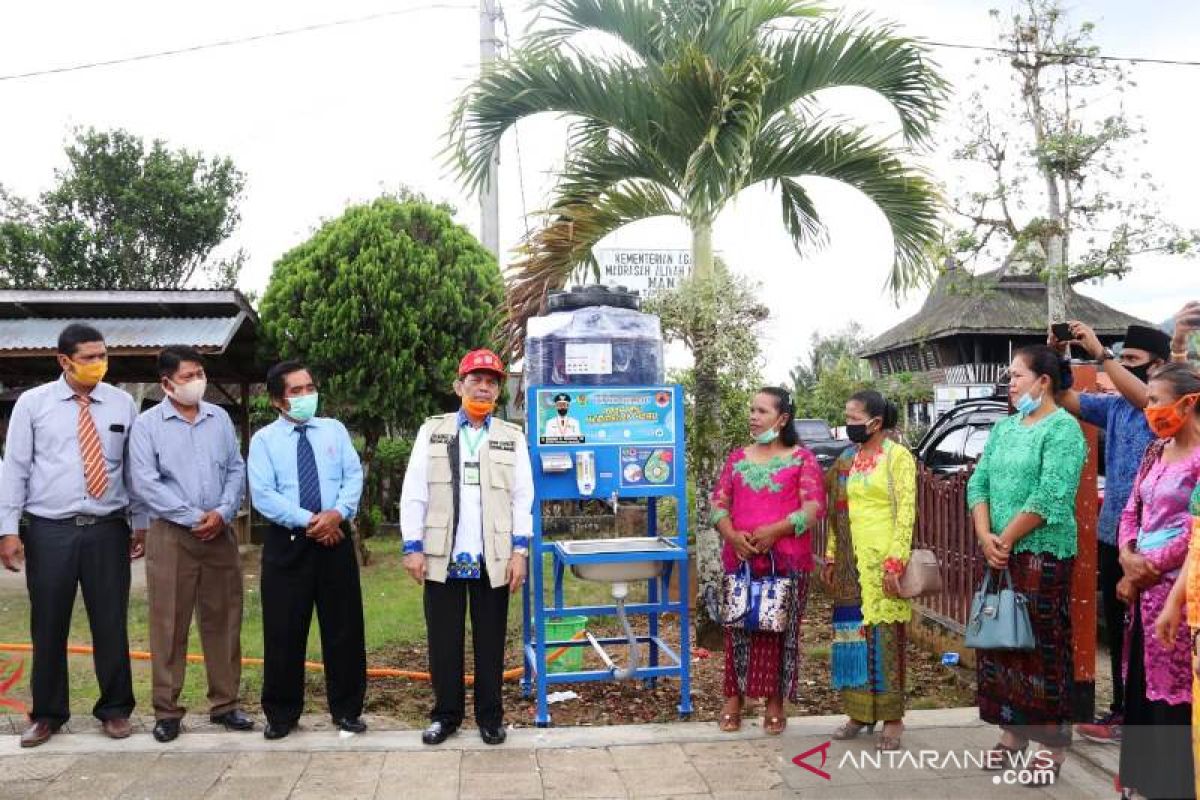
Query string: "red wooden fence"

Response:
xmin=808 ymin=465 xmax=979 ymax=633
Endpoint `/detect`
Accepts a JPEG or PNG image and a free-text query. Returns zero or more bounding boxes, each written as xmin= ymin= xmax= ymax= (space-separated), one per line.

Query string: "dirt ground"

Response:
xmin=362 ymin=587 xmax=977 ymax=728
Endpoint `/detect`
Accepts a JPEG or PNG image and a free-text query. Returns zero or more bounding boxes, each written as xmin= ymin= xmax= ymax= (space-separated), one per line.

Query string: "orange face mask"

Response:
xmin=1144 ymin=392 xmax=1200 ymax=439
xmin=463 ymin=398 xmax=496 ymax=421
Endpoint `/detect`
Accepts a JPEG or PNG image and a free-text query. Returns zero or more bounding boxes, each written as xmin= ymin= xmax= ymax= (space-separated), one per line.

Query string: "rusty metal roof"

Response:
xmin=0 ymin=316 xmax=247 ymax=352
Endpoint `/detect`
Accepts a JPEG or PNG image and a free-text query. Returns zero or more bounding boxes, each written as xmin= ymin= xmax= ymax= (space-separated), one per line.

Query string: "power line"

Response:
xmin=0 ymin=4 xmax=476 ymax=83
xmin=921 ymin=39 xmax=1200 ymax=68
xmin=764 ymin=25 xmax=1200 ymax=68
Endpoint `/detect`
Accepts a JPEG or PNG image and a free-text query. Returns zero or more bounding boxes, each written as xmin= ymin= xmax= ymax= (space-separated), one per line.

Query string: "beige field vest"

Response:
xmin=419 ymin=413 xmax=523 ymax=588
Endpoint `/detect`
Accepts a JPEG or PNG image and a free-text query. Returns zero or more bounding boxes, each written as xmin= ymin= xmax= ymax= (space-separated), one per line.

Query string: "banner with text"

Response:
xmin=594 ymin=248 xmax=693 ymax=297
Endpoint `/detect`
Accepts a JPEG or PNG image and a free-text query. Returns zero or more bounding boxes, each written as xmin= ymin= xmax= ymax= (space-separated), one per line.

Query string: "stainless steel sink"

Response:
xmin=559 ymin=537 xmax=679 ymax=582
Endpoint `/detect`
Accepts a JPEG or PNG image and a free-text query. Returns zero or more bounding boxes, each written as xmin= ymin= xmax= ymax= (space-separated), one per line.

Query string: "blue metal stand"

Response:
xmin=521 ymin=384 xmax=694 ymax=727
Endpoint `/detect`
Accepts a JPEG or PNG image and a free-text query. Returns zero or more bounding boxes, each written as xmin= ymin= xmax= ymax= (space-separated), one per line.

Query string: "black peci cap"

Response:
xmin=1123 ymin=324 xmax=1172 ymax=361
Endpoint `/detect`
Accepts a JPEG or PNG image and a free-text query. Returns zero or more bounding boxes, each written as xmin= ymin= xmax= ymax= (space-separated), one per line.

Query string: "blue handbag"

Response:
xmin=964 ymin=568 xmax=1035 ymax=651
xmin=718 ymin=553 xmax=794 ymax=633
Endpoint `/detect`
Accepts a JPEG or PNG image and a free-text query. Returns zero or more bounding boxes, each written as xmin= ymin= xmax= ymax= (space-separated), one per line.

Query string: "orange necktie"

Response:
xmin=75 ymin=395 xmax=110 ymax=499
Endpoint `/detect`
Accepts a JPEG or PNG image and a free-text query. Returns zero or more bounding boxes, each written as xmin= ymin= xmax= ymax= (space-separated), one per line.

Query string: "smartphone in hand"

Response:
xmin=1051 ymin=322 xmax=1073 ymax=343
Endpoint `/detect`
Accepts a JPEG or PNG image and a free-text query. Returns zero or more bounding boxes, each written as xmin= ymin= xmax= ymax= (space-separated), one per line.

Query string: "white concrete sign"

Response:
xmin=594 ymin=248 xmax=692 ymax=296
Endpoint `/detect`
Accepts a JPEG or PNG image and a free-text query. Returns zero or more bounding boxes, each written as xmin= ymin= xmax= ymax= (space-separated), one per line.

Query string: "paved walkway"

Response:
xmin=0 ymin=708 xmax=1119 ymax=799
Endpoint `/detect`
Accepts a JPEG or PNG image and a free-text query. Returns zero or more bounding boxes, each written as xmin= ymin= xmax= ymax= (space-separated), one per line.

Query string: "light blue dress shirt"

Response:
xmin=247 ymin=415 xmax=363 ymax=530
xmin=129 ymin=399 xmax=246 ymax=529
xmin=0 ymin=376 xmax=140 ymax=535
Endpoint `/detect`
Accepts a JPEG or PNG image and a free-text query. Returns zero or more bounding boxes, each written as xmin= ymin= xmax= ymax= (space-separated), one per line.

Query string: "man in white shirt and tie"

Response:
xmin=544 ymin=392 xmax=582 ymax=439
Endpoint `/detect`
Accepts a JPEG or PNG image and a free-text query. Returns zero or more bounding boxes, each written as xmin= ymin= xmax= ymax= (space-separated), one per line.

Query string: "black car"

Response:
xmin=915 ymin=398 xmax=1009 ymax=475
xmin=794 ymin=418 xmax=854 ymax=470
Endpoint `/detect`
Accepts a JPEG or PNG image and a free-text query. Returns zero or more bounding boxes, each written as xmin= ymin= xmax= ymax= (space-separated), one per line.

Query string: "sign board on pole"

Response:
xmin=593 ymin=249 xmax=692 ymax=297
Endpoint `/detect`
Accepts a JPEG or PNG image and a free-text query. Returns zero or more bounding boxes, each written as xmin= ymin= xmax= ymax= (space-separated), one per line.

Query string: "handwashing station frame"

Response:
xmin=521 ymin=384 xmax=693 ymax=727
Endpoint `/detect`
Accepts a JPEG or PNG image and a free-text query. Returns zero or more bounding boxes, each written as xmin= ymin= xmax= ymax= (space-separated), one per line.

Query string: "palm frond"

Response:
xmin=700 ymin=0 xmax=823 ymax=67
xmin=447 ymin=51 xmax=665 ymax=194
xmin=501 ymin=181 xmax=678 ymax=357
xmin=761 ymin=15 xmax=947 ymax=146
xmin=747 ymin=119 xmax=943 ymax=291
xmin=528 ymin=0 xmax=665 ymax=64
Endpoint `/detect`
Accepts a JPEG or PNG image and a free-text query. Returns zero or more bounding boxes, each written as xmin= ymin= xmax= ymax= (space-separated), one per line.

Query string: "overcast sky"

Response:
xmin=2 ymin=0 xmax=1197 ymax=382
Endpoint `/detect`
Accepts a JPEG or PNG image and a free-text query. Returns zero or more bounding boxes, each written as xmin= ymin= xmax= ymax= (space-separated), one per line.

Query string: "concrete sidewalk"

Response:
xmin=0 ymin=708 xmax=1119 ymax=799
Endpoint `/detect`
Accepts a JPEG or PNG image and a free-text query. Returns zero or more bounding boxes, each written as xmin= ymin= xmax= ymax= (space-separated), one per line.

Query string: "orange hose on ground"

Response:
xmin=0 ymin=631 xmax=586 ymax=685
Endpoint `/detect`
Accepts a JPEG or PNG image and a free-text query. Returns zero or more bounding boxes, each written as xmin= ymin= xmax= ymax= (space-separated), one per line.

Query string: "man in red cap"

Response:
xmin=399 ymin=349 xmax=532 ymax=746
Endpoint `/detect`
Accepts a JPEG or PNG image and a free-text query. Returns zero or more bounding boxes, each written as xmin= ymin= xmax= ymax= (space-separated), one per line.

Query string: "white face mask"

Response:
xmin=167 ymin=377 xmax=207 ymax=407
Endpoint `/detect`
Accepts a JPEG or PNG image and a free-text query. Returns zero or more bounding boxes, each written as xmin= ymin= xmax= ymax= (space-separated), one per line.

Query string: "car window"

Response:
xmin=928 ymin=427 xmax=970 ymax=471
xmin=963 ymin=426 xmax=990 ymax=461
xmin=795 ymin=421 xmax=830 ymax=440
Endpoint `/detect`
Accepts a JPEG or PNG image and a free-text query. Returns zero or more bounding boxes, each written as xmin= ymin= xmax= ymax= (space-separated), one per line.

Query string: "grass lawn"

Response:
xmin=0 ymin=534 xmax=631 ymax=720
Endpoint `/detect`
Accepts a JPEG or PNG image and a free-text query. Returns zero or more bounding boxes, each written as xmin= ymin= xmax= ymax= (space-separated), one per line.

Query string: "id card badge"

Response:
xmin=464 ymin=462 xmax=481 ymax=486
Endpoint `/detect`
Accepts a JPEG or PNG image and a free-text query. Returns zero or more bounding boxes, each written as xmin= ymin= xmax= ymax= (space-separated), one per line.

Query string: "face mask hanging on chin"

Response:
xmin=754 ymin=428 xmax=779 ymax=445
xmin=464 ymin=398 xmax=495 ymax=421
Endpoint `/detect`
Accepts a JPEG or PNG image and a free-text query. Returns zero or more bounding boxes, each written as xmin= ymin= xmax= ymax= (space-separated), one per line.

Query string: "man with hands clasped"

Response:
xmin=130 ymin=346 xmax=251 ymax=743
xmin=247 ymin=361 xmax=367 ymax=740
xmin=400 ymin=349 xmax=533 ymax=747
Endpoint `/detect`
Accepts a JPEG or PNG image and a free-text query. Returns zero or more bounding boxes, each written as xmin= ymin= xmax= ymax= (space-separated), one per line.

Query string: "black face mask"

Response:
xmin=557 ymin=407 xmax=569 ymax=417
xmin=1128 ymin=363 xmax=1152 ymax=383
xmin=846 ymin=423 xmax=871 ymax=444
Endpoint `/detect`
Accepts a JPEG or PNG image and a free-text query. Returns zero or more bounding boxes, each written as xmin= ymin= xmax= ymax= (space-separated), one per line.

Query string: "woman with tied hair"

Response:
xmin=967 ymin=345 xmax=1087 ymax=788
xmin=822 ymin=390 xmax=917 ymax=752
xmin=711 ymin=387 xmax=826 ymax=735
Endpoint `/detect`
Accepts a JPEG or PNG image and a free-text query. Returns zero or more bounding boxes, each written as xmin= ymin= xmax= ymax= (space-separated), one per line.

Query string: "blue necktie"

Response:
xmin=296 ymin=426 xmax=322 ymax=514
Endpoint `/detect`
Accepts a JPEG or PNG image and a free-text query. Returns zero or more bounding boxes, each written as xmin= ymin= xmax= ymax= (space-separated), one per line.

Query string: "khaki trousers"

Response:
xmin=146 ymin=519 xmax=244 ymax=719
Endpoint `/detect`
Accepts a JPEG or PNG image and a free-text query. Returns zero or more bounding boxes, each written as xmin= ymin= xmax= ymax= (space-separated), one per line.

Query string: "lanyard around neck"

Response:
xmin=461 ymin=425 xmax=487 ymax=459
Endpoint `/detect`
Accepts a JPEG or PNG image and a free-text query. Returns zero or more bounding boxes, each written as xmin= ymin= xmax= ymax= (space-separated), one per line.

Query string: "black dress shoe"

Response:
xmin=264 ymin=721 xmax=293 ymax=740
xmin=479 ymin=725 xmax=507 ymax=745
xmin=152 ymin=718 xmax=181 ymax=743
xmin=335 ymin=717 xmax=367 ymax=734
xmin=211 ymin=709 xmax=255 ymax=731
xmin=422 ymin=721 xmax=458 ymax=745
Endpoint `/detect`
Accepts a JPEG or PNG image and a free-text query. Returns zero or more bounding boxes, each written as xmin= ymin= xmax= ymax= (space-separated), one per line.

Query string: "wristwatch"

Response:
xmin=1098 ymin=347 xmax=1115 ymax=363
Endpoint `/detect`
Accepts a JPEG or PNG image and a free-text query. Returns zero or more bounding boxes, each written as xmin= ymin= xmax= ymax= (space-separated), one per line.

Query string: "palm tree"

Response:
xmin=448 ymin=0 xmax=947 ymax=645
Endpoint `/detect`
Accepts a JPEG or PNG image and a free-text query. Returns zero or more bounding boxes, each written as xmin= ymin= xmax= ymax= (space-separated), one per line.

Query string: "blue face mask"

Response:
xmin=1015 ymin=389 xmax=1041 ymax=417
xmin=287 ymin=392 xmax=319 ymax=423
xmin=755 ymin=427 xmax=779 ymax=445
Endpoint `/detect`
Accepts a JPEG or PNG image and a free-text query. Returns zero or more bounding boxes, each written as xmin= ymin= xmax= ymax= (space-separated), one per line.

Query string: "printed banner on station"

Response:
xmin=535 ymin=387 xmax=677 ymax=447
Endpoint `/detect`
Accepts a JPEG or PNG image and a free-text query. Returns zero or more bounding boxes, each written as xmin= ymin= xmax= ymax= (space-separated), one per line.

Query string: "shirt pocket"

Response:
xmin=423 ymin=510 xmax=452 ymax=555
xmin=429 ymin=453 xmax=454 ymax=485
xmin=101 ymin=427 xmax=127 ymax=466
xmin=489 ymin=449 xmax=516 ymax=490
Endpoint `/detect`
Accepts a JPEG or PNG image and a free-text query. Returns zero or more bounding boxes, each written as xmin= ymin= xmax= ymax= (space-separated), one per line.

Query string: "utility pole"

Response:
xmin=479 ymin=0 xmax=501 ymax=259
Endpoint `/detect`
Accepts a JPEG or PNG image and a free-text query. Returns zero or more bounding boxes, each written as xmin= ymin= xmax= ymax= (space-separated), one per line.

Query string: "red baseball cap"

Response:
xmin=458 ymin=349 xmax=506 ymax=378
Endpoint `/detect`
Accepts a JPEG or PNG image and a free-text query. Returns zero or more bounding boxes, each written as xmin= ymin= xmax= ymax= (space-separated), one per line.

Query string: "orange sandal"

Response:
xmin=718 ymin=699 xmax=743 ymax=733
xmin=764 ymin=715 xmax=787 ymax=735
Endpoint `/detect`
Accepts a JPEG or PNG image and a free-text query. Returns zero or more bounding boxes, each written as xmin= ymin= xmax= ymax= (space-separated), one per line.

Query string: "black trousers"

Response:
xmin=22 ymin=515 xmax=135 ymax=726
xmin=260 ymin=525 xmax=366 ymax=724
xmin=1098 ymin=540 xmax=1125 ymax=715
xmin=424 ymin=566 xmax=510 ymax=728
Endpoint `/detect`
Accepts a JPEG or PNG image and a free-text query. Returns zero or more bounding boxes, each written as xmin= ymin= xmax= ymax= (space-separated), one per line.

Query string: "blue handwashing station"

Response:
xmin=521 ymin=285 xmax=694 ymax=726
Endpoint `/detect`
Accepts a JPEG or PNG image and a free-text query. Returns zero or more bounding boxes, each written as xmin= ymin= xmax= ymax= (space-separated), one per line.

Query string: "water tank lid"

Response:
xmin=547 ymin=284 xmax=641 ymax=313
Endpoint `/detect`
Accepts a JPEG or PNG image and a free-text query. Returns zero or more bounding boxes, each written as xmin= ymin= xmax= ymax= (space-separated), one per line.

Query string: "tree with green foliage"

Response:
xmin=0 ymin=127 xmax=246 ymax=289
xmin=947 ymin=0 xmax=1198 ymax=321
xmin=448 ymin=0 xmax=947 ymax=643
xmin=258 ymin=194 xmax=504 ymax=547
xmin=791 ymin=324 xmax=931 ymax=433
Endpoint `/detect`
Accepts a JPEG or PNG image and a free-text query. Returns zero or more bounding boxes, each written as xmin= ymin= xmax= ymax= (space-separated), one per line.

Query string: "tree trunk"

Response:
xmin=690 ymin=222 xmax=725 ymax=650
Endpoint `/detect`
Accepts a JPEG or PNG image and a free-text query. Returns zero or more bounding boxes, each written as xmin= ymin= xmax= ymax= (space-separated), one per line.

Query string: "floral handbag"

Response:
xmin=719 ymin=552 xmax=794 ymax=633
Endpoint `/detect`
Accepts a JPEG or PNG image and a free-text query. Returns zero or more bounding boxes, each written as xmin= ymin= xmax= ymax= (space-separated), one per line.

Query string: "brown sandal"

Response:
xmin=718 ymin=699 xmax=743 ymax=733
xmin=832 ymin=720 xmax=876 ymax=740
xmin=875 ymin=723 xmax=904 ymax=751
xmin=764 ymin=715 xmax=787 ymax=736
xmin=983 ymin=742 xmax=1027 ymax=772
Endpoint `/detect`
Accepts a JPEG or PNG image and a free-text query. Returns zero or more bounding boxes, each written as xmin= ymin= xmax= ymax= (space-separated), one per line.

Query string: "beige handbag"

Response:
xmin=885 ymin=446 xmax=943 ymax=600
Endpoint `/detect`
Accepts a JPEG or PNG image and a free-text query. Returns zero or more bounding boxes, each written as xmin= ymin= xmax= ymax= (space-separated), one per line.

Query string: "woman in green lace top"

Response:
xmin=967 ymin=345 xmax=1087 ymax=788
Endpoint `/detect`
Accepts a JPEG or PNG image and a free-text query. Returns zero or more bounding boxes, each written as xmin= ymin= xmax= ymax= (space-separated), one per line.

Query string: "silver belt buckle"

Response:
xmin=75 ymin=515 xmax=98 ymax=526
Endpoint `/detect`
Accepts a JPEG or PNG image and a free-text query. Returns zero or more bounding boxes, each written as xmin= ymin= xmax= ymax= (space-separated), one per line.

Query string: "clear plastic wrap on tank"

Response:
xmin=525 ymin=304 xmax=664 ymax=388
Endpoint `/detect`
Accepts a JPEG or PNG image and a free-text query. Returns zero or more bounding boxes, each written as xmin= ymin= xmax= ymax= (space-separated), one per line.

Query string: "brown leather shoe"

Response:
xmin=20 ymin=720 xmax=59 ymax=748
xmin=101 ymin=718 xmax=133 ymax=739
